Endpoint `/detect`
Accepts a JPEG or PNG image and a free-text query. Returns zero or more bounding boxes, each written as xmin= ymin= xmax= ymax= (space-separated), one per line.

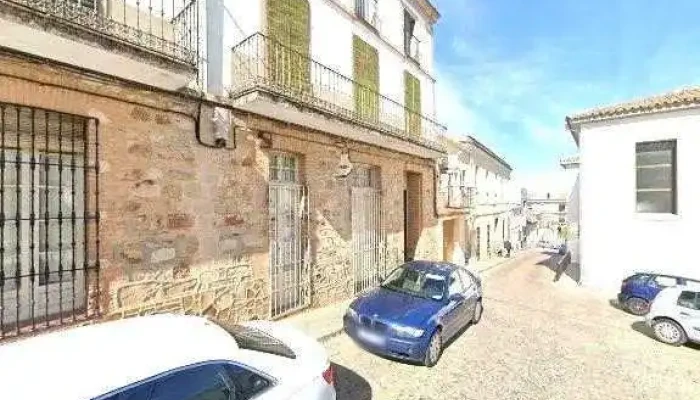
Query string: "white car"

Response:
xmin=646 ymin=286 xmax=700 ymax=346
xmin=0 ymin=314 xmax=336 ymax=400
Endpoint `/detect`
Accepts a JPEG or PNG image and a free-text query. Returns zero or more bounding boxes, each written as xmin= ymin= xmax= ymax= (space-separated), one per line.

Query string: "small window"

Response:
xmin=269 ymin=154 xmax=298 ymax=183
xmin=403 ymin=10 xmax=416 ymax=55
xmin=351 ymin=164 xmax=380 ymax=188
xmin=448 ymin=272 xmax=464 ymax=296
xmin=652 ymin=275 xmax=678 ymax=288
xmin=636 ymin=140 xmax=676 ymax=214
xmin=677 ymin=291 xmax=700 ymax=311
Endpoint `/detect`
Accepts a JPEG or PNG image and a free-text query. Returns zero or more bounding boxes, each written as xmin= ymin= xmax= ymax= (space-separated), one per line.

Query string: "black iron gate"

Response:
xmin=0 ymin=103 xmax=99 ymax=340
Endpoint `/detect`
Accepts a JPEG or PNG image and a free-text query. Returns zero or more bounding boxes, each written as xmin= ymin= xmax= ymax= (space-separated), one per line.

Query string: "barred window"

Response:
xmin=351 ymin=164 xmax=380 ymax=188
xmin=0 ymin=103 xmax=99 ymax=339
xmin=270 ymin=154 xmax=298 ymax=183
xmin=636 ymin=140 xmax=676 ymax=214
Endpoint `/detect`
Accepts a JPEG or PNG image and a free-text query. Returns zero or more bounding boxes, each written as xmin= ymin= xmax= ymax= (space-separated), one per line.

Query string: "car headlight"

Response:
xmin=346 ymin=308 xmax=359 ymax=320
xmin=392 ymin=324 xmax=424 ymax=338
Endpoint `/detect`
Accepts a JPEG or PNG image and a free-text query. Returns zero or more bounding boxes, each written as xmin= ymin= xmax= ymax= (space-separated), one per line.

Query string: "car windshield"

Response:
xmin=380 ymin=265 xmax=446 ymax=301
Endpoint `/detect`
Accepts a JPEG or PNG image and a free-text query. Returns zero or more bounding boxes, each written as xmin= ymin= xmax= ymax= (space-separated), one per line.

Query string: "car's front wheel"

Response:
xmin=624 ymin=297 xmax=650 ymax=316
xmin=652 ymin=318 xmax=687 ymax=346
xmin=424 ymin=330 xmax=442 ymax=367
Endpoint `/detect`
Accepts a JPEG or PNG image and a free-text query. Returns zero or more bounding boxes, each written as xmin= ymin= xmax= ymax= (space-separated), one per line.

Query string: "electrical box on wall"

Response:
xmin=212 ymin=106 xmax=234 ymax=149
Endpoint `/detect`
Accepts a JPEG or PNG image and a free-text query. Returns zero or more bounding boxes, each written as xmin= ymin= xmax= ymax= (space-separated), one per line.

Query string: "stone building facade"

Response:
xmin=0 ymin=0 xmax=446 ymax=339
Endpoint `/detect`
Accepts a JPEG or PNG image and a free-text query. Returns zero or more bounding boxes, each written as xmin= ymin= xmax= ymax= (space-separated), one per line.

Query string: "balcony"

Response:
xmin=229 ymin=33 xmax=446 ymax=158
xmin=0 ymin=0 xmax=199 ymax=88
xmin=447 ymin=185 xmax=475 ymax=209
xmin=437 ymin=169 xmax=474 ymax=213
xmin=408 ymin=35 xmax=421 ymax=64
xmin=355 ymin=0 xmax=380 ymax=30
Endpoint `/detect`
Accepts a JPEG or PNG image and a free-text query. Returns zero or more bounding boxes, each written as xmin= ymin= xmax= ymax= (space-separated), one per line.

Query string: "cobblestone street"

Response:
xmin=327 ymin=251 xmax=700 ymax=400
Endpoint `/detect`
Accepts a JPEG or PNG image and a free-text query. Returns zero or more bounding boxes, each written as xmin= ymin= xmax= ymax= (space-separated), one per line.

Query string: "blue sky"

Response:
xmin=432 ymin=0 xmax=700 ymax=187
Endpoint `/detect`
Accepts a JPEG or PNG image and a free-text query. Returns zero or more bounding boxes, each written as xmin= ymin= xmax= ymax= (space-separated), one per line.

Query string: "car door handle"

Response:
xmin=680 ymin=312 xmax=690 ymax=316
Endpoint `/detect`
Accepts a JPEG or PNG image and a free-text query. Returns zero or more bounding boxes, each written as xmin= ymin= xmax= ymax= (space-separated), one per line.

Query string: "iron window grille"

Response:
xmin=0 ymin=102 xmax=99 ymax=340
xmin=269 ymin=153 xmax=299 ymax=183
xmin=635 ymin=140 xmax=677 ymax=214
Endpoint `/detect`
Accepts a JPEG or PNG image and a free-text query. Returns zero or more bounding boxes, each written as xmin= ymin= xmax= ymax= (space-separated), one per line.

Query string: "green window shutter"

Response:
xmin=404 ymin=72 xmax=422 ymax=136
xmin=266 ymin=0 xmax=311 ymax=92
xmin=353 ymin=35 xmax=380 ymax=123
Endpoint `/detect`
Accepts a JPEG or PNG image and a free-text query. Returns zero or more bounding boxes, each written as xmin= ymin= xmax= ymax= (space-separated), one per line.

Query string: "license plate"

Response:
xmin=357 ymin=328 xmax=385 ymax=346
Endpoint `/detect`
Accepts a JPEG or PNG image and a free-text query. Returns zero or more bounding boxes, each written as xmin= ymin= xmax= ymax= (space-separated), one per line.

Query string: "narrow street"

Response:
xmin=329 ymin=251 xmax=700 ymax=400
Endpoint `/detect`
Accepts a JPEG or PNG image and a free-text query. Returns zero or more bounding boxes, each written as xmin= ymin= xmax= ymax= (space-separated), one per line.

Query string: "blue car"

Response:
xmin=618 ymin=273 xmax=700 ymax=316
xmin=343 ymin=261 xmax=483 ymax=367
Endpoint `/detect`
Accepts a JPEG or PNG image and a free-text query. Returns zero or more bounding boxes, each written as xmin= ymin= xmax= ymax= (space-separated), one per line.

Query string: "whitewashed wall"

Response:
xmin=578 ymin=108 xmax=700 ymax=291
xmin=211 ymin=0 xmax=437 ymax=118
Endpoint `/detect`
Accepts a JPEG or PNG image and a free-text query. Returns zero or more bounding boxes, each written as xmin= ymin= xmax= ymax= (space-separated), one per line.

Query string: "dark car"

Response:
xmin=618 ymin=273 xmax=700 ymax=315
xmin=343 ymin=261 xmax=483 ymax=367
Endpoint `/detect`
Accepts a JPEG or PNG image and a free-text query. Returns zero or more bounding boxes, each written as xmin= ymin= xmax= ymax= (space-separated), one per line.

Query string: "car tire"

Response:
xmin=472 ymin=300 xmax=483 ymax=324
xmin=424 ymin=329 xmax=443 ymax=368
xmin=652 ymin=318 xmax=688 ymax=346
xmin=624 ymin=297 xmax=650 ymax=316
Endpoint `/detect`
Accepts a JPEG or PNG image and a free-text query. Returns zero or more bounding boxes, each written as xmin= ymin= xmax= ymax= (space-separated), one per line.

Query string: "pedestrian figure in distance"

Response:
xmin=504 ymin=240 xmax=512 ymax=258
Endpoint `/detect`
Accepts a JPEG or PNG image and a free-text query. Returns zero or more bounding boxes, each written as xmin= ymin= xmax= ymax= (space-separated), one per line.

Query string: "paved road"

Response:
xmin=327 ymin=251 xmax=700 ymax=400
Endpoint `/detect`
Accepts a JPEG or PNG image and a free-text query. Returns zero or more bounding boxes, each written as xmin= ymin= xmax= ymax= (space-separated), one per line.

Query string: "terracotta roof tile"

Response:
xmin=568 ymin=86 xmax=700 ymax=125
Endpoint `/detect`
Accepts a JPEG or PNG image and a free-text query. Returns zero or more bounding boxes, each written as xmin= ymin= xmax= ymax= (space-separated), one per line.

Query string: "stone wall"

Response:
xmin=0 ymin=51 xmax=442 ymax=329
xmin=245 ymin=115 xmax=442 ymax=307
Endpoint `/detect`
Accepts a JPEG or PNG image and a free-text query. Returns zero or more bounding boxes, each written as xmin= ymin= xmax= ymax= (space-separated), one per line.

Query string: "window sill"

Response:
xmin=634 ymin=213 xmax=681 ymax=221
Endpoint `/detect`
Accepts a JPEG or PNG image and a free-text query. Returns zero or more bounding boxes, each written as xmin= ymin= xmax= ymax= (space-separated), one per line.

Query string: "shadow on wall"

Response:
xmin=334 ymin=362 xmax=372 ymax=400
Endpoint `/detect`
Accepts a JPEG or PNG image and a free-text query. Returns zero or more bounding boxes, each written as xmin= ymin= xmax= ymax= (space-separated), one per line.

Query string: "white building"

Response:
xmin=566 ymin=87 xmax=700 ymax=291
xmin=207 ymin=0 xmax=438 ymax=121
xmin=560 ymin=155 xmax=580 ymax=265
xmin=522 ymin=191 xmax=567 ymax=247
xmin=436 ymin=136 xmax=522 ymax=263
xmin=462 ymin=136 xmax=520 ymax=260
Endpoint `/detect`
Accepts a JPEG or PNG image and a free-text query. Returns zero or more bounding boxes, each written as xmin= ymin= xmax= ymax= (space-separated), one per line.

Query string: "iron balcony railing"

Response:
xmin=408 ymin=35 xmax=421 ymax=63
xmin=447 ymin=184 xmax=475 ymax=209
xmin=2 ymin=0 xmax=199 ymax=65
xmin=230 ymin=33 xmax=446 ymax=148
xmin=355 ymin=0 xmax=379 ymax=30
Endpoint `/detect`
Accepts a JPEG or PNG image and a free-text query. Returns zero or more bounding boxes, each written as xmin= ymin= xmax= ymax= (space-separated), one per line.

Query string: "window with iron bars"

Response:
xmin=0 ymin=103 xmax=99 ymax=340
xmin=350 ymin=164 xmax=380 ymax=189
xmin=269 ymin=154 xmax=299 ymax=183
